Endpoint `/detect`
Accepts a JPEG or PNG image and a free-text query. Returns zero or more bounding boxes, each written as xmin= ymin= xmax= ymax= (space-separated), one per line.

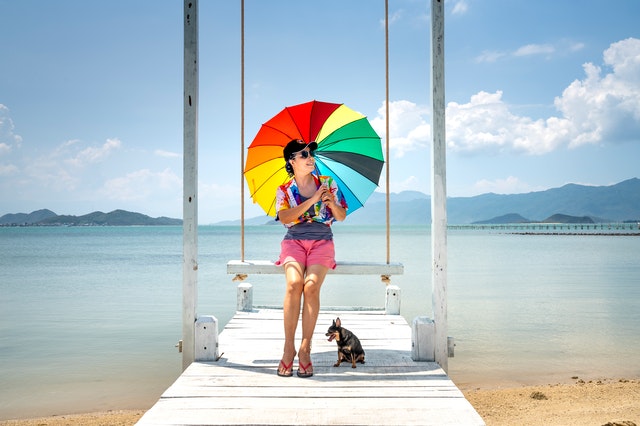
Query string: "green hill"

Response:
xmin=0 ymin=209 xmax=181 ymax=226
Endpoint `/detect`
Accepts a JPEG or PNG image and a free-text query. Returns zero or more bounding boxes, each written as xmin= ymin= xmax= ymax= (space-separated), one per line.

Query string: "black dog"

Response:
xmin=325 ymin=317 xmax=365 ymax=368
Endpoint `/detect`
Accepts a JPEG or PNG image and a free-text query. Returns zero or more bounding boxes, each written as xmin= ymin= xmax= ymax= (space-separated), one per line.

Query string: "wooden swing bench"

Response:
xmin=227 ymin=259 xmax=404 ymax=281
xmin=227 ymin=259 xmax=404 ymax=314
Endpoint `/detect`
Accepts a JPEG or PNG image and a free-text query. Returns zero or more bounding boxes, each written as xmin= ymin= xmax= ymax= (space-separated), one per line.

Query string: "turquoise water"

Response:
xmin=1 ymin=225 xmax=639 ymax=419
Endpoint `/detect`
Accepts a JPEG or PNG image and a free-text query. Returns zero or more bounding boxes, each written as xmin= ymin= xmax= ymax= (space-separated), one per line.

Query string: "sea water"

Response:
xmin=0 ymin=225 xmax=639 ymax=419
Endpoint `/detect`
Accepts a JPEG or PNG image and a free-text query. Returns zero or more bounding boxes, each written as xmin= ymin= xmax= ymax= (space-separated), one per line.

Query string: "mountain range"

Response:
xmin=2 ymin=178 xmax=639 ymax=226
xmin=351 ymin=177 xmax=640 ymax=225
xmin=219 ymin=177 xmax=640 ymax=226
xmin=0 ymin=209 xmax=181 ymax=226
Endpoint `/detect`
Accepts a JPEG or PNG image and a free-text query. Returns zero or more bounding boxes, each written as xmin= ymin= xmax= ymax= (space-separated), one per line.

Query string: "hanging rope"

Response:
xmin=385 ymin=0 xmax=390 ymax=267
xmin=233 ymin=0 xmax=247 ymax=282
xmin=240 ymin=0 xmax=245 ymax=263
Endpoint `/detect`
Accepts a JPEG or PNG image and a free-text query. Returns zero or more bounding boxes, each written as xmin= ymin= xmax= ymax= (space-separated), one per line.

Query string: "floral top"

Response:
xmin=276 ymin=174 xmax=348 ymax=228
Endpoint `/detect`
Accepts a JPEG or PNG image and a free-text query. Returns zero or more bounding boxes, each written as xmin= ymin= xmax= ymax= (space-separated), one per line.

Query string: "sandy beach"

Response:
xmin=1 ymin=378 xmax=637 ymax=426
xmin=462 ymin=378 xmax=639 ymax=426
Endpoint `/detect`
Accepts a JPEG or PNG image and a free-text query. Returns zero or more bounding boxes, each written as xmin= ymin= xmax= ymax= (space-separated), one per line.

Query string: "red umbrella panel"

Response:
xmin=245 ymin=100 xmax=384 ymax=217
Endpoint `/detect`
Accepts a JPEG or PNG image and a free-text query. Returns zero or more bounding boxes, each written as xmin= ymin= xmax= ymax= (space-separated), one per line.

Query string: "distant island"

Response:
xmin=0 ymin=209 xmax=181 ymax=227
xmin=473 ymin=213 xmax=596 ymax=225
xmin=2 ymin=177 xmax=639 ymax=227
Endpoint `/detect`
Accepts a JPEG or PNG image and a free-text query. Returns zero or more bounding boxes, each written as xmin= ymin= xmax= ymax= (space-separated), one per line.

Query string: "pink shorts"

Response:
xmin=275 ymin=239 xmax=336 ymax=269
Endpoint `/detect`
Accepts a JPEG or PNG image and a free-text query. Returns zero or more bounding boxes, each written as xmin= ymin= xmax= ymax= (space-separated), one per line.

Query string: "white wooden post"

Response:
xmin=385 ymin=285 xmax=401 ymax=315
xmin=237 ymin=283 xmax=253 ymax=312
xmin=431 ymin=0 xmax=448 ymax=372
xmin=195 ymin=316 xmax=219 ymax=361
xmin=411 ymin=317 xmax=435 ymax=361
xmin=182 ymin=0 xmax=198 ymax=371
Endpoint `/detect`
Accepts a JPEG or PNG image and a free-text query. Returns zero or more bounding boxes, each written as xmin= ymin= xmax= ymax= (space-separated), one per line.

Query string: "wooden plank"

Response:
xmin=137 ymin=309 xmax=485 ymax=425
xmin=139 ymin=398 xmax=480 ymax=426
xmin=227 ymin=259 xmax=404 ymax=275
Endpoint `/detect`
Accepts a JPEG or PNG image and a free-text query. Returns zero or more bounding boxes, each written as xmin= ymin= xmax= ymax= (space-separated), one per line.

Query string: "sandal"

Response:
xmin=277 ymin=350 xmax=296 ymax=377
xmin=277 ymin=359 xmax=294 ymax=377
xmin=297 ymin=360 xmax=313 ymax=378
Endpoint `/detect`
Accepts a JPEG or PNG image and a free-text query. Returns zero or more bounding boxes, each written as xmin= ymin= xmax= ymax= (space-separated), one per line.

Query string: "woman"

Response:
xmin=275 ymin=139 xmax=348 ymax=377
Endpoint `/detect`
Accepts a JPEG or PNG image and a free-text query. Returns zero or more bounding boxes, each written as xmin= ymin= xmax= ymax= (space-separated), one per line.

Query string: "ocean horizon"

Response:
xmin=1 ymin=225 xmax=639 ymax=420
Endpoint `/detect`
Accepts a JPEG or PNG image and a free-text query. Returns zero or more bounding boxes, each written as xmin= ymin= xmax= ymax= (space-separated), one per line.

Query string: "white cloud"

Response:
xmin=376 ymin=39 xmax=640 ymax=161
xmin=554 ymin=37 xmax=640 ymax=146
xmin=12 ymin=138 xmax=124 ymax=192
xmin=371 ymin=100 xmax=431 ymax=158
xmin=101 ymin=168 xmax=181 ymax=202
xmin=0 ymin=104 xmax=23 ymax=152
xmin=476 ymin=42 xmax=575 ymax=63
xmin=155 ymin=149 xmax=181 ymax=158
xmin=389 ymin=9 xmax=403 ymax=25
xmin=380 ymin=6 xmax=429 ymax=29
xmin=513 ymin=43 xmax=555 ymax=57
xmin=67 ymin=138 xmax=122 ymax=167
xmin=379 ymin=9 xmax=403 ymax=29
xmin=448 ymin=38 xmax=640 ymax=154
xmin=0 ymin=163 xmax=19 ymax=176
xmin=447 ymin=90 xmax=573 ymax=155
xmin=23 ymin=154 xmax=79 ymax=191
xmin=0 ymin=143 xmax=11 ymax=155
xmin=569 ymin=42 xmax=585 ymax=52
xmin=475 ymin=50 xmax=507 ymax=63
xmin=452 ymin=0 xmax=469 ymax=15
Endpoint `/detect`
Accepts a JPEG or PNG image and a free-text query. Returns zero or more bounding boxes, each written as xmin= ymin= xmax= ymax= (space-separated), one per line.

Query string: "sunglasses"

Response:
xmin=291 ymin=150 xmax=315 ymax=159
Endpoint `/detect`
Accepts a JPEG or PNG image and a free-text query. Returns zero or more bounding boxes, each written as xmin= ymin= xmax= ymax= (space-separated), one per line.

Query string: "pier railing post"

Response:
xmin=237 ymin=283 xmax=253 ymax=312
xmin=195 ymin=316 xmax=219 ymax=362
xmin=385 ymin=284 xmax=401 ymax=315
xmin=411 ymin=316 xmax=435 ymax=361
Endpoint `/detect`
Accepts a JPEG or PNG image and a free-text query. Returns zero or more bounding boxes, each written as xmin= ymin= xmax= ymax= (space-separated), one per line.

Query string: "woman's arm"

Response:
xmin=277 ymin=196 xmax=317 ymax=224
xmin=277 ymin=185 xmax=325 ymax=224
xmin=325 ymin=198 xmax=347 ymax=221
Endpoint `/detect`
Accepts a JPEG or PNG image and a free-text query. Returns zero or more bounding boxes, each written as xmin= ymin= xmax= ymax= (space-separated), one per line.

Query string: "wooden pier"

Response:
xmin=137 ymin=309 xmax=484 ymax=425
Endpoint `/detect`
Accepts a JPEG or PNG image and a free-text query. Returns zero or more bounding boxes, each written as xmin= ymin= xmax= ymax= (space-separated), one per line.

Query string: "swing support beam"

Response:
xmin=430 ymin=0 xmax=448 ymax=372
xmin=182 ymin=0 xmax=199 ymax=370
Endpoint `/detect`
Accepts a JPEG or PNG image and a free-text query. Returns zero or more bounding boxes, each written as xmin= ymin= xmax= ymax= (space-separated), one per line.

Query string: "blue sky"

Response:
xmin=1 ymin=0 xmax=639 ymax=224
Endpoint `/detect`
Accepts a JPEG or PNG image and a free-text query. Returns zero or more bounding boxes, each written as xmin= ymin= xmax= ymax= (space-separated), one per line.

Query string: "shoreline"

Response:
xmin=2 ymin=378 xmax=637 ymax=426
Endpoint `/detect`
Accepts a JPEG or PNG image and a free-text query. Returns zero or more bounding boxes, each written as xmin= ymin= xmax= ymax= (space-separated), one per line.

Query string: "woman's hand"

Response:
xmin=318 ymin=184 xmax=347 ymax=221
xmin=315 ymin=184 xmax=331 ymax=204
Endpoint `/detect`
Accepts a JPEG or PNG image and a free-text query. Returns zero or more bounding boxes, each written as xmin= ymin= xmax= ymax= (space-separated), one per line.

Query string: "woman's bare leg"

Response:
xmin=279 ymin=262 xmax=304 ymax=374
xmin=298 ymin=264 xmax=329 ymax=372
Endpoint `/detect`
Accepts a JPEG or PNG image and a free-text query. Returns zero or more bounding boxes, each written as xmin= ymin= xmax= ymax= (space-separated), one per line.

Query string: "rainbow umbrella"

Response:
xmin=245 ymin=100 xmax=384 ymax=217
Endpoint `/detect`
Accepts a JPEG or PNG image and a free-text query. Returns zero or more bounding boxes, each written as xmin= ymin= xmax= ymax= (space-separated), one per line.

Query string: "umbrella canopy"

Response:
xmin=245 ymin=100 xmax=384 ymax=217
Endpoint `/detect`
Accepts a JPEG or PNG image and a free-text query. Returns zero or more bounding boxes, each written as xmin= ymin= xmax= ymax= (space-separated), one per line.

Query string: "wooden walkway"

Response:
xmin=137 ymin=310 xmax=485 ymax=425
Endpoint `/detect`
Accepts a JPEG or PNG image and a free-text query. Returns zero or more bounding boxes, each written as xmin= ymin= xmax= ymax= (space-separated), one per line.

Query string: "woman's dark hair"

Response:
xmin=283 ymin=140 xmax=318 ymax=177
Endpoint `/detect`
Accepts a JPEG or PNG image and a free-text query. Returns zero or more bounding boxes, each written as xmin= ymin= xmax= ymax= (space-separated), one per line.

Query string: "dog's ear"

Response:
xmin=332 ymin=319 xmax=336 ymax=327
xmin=336 ymin=317 xmax=341 ymax=327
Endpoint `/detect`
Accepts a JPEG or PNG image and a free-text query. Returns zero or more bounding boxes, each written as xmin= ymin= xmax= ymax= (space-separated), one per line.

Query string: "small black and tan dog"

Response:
xmin=325 ymin=317 xmax=365 ymax=368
